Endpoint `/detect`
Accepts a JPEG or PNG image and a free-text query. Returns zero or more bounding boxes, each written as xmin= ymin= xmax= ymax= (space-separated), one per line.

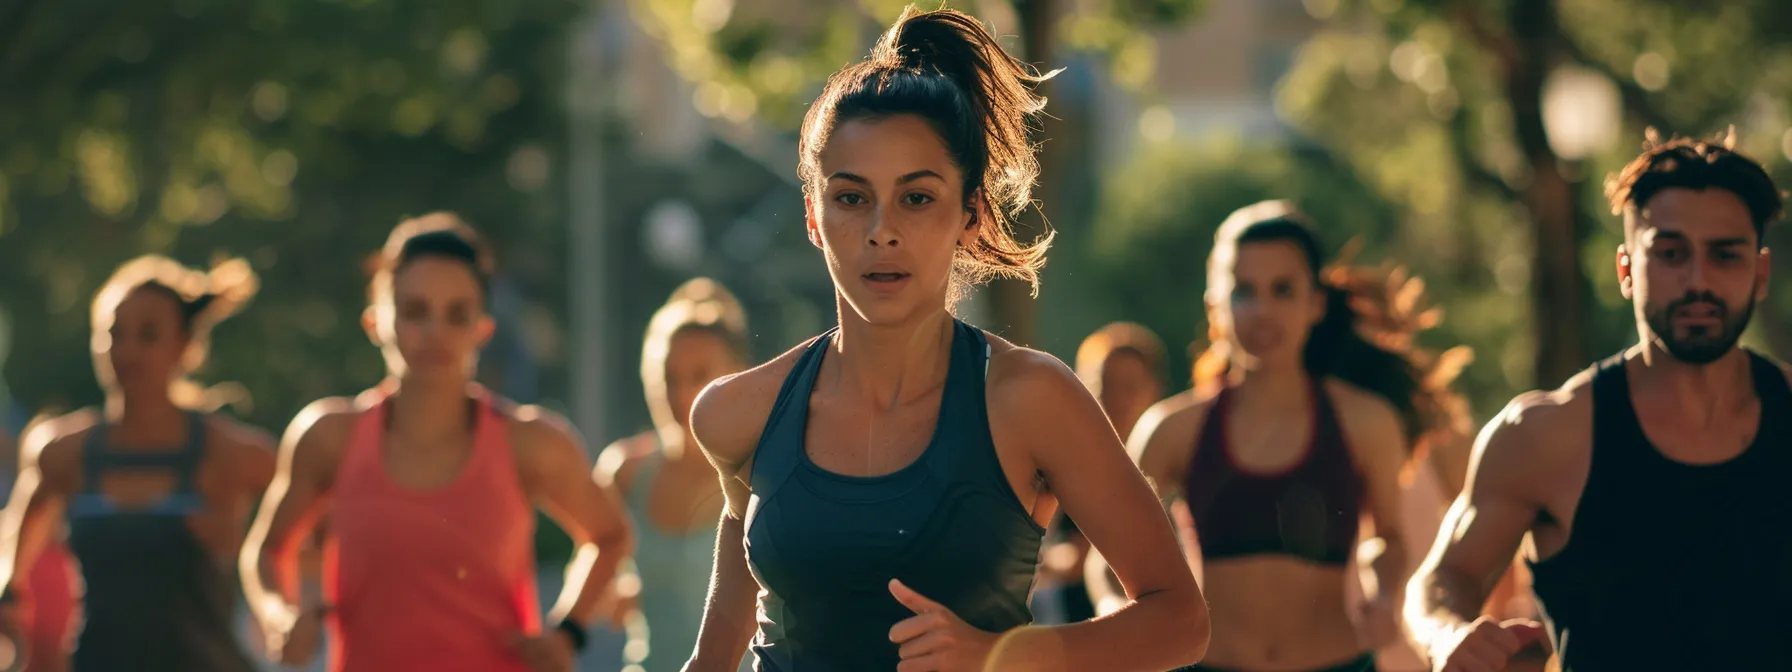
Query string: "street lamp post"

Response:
xmin=568 ymin=4 xmax=613 ymax=447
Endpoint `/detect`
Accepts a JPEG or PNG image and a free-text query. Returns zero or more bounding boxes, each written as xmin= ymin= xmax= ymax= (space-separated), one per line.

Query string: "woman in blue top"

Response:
xmin=596 ymin=279 xmax=753 ymax=672
xmin=681 ymin=6 xmax=1210 ymax=672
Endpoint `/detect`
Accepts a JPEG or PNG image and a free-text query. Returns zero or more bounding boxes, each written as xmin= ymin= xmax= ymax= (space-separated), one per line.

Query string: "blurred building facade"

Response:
xmin=1098 ymin=0 xmax=1319 ymax=169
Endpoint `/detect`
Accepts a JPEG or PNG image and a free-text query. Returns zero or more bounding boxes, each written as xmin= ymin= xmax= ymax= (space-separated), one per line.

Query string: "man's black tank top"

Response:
xmin=1526 ymin=351 xmax=1792 ymax=670
xmin=67 ymin=412 xmax=256 ymax=672
xmin=744 ymin=320 xmax=1047 ymax=671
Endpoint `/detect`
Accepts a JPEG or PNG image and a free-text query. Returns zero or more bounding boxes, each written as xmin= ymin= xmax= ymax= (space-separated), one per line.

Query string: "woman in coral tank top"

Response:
xmin=239 ymin=214 xmax=634 ymax=672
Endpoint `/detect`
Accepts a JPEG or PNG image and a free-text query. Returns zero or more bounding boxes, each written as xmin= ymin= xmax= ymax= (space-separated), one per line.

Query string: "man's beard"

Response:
xmin=1644 ymin=287 xmax=1756 ymax=365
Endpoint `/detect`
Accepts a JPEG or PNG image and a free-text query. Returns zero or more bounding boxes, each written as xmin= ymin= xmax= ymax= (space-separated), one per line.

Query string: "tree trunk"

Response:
xmin=987 ymin=0 xmax=1059 ymax=347
xmin=1503 ymin=0 xmax=1587 ymax=389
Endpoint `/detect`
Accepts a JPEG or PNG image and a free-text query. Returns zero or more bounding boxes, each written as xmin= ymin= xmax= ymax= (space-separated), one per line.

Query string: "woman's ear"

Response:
xmin=959 ymin=190 xmax=987 ymax=248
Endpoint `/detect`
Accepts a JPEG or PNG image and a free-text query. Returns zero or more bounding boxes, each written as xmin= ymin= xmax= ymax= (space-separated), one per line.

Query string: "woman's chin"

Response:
xmin=842 ymin=296 xmax=927 ymax=327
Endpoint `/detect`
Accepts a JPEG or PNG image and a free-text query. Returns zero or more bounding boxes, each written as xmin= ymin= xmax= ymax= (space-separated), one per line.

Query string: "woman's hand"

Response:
xmin=888 ymin=579 xmax=1000 ymax=672
xmin=265 ymin=605 xmax=325 ymax=666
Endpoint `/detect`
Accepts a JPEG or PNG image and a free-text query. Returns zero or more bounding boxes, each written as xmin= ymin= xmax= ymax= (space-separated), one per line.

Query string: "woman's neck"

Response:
xmin=831 ymin=301 xmax=956 ymax=408
xmin=1230 ymin=360 xmax=1310 ymax=409
xmin=107 ymin=390 xmax=187 ymax=430
xmin=385 ymin=377 xmax=472 ymax=441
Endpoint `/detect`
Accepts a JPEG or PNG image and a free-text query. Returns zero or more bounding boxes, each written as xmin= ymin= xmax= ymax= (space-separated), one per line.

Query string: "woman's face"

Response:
xmin=1209 ymin=240 xmax=1325 ymax=370
xmin=647 ymin=328 xmax=742 ymax=431
xmin=365 ymin=257 xmax=494 ymax=383
xmin=1090 ymin=350 xmax=1161 ymax=440
xmin=94 ymin=286 xmax=190 ymax=399
xmin=807 ymin=114 xmax=980 ymax=326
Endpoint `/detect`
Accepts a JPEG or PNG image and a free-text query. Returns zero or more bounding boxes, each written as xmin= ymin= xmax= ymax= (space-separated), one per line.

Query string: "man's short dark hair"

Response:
xmin=1603 ymin=127 xmax=1784 ymax=243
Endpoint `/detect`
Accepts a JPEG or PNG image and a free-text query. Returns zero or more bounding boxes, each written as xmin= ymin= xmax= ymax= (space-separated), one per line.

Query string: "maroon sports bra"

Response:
xmin=1181 ymin=378 xmax=1365 ymax=566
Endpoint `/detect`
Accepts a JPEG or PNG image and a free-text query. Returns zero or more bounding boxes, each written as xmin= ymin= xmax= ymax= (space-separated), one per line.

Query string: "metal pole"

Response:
xmin=568 ymin=4 xmax=610 ymax=448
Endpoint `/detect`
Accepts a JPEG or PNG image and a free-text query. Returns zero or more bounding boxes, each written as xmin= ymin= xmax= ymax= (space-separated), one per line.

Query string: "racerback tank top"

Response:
xmin=1527 ymin=351 xmax=1792 ymax=670
xmin=67 ymin=411 xmax=256 ymax=672
xmin=744 ymin=320 xmax=1046 ymax=671
xmin=1183 ymin=379 xmax=1364 ymax=565
xmin=325 ymin=390 xmax=541 ymax=672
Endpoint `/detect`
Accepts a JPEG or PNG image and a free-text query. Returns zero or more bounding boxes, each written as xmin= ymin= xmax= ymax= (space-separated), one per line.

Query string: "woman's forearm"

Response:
xmin=549 ymin=523 xmax=633 ymax=625
xmin=684 ymin=512 xmax=758 ymax=672
xmin=995 ymin=584 xmax=1209 ymax=672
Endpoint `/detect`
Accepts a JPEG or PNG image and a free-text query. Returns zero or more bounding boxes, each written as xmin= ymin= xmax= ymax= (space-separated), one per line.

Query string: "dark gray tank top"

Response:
xmin=743 ymin=320 xmax=1046 ymax=671
xmin=67 ymin=412 xmax=255 ymax=672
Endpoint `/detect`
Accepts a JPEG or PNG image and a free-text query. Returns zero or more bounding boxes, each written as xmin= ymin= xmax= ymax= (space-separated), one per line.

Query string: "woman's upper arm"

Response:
xmin=213 ymin=418 xmax=278 ymax=500
xmin=510 ymin=410 xmax=630 ymax=546
xmin=254 ymin=400 xmax=353 ymax=550
xmin=1333 ymin=384 xmax=1409 ymax=541
xmin=988 ymin=350 xmax=1194 ymax=599
xmin=1127 ymin=397 xmax=1200 ymax=508
xmin=14 ymin=419 xmax=85 ymax=518
xmin=2 ymin=420 xmax=84 ymax=589
xmin=690 ymin=370 xmax=777 ymax=519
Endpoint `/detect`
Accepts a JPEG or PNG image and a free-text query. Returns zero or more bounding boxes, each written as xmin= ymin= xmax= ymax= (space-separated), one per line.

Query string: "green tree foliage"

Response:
xmin=627 ymin=0 xmax=1205 ymax=128
xmin=0 ymin=0 xmax=588 ymax=429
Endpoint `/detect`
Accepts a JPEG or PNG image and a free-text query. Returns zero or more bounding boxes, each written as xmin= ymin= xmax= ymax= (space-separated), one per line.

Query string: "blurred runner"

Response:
xmin=594 ymin=278 xmax=752 ymax=672
xmin=0 ymin=256 xmax=274 ymax=672
xmin=241 ymin=214 xmax=633 ymax=672
xmin=1091 ymin=202 xmax=1471 ymax=672
xmin=1033 ymin=322 xmax=1166 ymax=625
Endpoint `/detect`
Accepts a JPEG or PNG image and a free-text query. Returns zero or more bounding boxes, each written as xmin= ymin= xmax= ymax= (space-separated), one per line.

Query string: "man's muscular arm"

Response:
xmin=1407 ymin=391 xmax=1568 ymax=670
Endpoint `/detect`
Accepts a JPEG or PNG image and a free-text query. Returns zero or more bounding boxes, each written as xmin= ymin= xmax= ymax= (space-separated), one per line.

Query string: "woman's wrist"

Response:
xmin=988 ymin=624 xmax=1064 ymax=672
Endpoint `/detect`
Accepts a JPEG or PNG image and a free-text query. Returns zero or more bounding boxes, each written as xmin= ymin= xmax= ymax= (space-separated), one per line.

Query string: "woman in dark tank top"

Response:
xmin=0 ymin=255 xmax=276 ymax=672
xmin=680 ymin=7 xmax=1209 ymax=672
xmin=1092 ymin=202 xmax=1474 ymax=672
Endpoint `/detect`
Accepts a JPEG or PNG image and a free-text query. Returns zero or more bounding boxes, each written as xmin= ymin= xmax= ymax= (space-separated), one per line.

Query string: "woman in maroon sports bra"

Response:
xmin=1092 ymin=201 xmax=1470 ymax=672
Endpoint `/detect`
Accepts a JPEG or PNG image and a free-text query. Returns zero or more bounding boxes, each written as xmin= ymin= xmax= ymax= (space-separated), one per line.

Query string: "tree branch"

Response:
xmin=1457 ymin=152 xmax=1522 ymax=203
xmin=1446 ymin=105 xmax=1520 ymax=202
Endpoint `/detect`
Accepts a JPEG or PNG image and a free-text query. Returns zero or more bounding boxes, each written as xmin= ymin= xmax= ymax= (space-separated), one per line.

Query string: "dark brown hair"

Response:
xmin=366 ymin=212 xmax=497 ymax=302
xmin=1604 ymin=128 xmax=1784 ymax=243
xmin=91 ymin=255 xmax=260 ymax=410
xmin=798 ymin=5 xmax=1056 ymax=302
xmin=1194 ymin=201 xmax=1472 ymax=462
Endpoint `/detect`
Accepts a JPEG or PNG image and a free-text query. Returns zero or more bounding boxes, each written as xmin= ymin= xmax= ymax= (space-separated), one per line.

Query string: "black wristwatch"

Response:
xmin=554 ymin=619 xmax=588 ymax=652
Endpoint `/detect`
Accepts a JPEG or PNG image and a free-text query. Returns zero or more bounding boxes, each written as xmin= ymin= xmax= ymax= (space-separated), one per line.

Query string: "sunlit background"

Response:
xmin=4 ymin=0 xmax=1792 ymax=668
